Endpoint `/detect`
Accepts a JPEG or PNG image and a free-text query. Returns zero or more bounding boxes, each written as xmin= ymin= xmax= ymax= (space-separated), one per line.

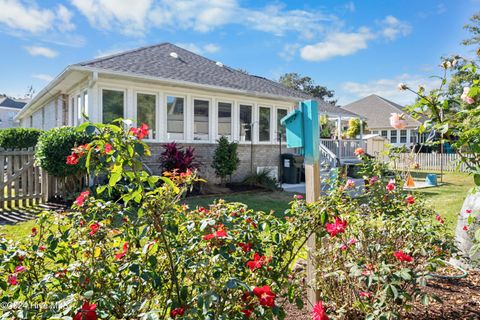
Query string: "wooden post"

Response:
xmin=300 ymin=100 xmax=321 ymax=305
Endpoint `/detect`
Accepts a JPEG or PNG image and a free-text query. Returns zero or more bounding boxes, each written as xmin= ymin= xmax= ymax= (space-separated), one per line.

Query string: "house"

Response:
xmin=15 ymin=42 xmax=361 ymax=181
xmin=341 ymin=94 xmax=422 ymax=148
xmin=0 ymin=96 xmax=28 ymax=129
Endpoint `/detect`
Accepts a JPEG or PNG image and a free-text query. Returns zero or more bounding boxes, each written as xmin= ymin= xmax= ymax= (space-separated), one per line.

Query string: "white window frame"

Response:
xmin=165 ymin=93 xmax=187 ymax=141
xmin=258 ymin=105 xmax=273 ymax=143
xmin=192 ymin=96 xmax=212 ymax=142
xmin=100 ymin=87 xmax=127 ymax=124
xmin=134 ymin=90 xmax=159 ymax=142
xmin=217 ymin=100 xmax=234 ymax=141
xmin=237 ymin=101 xmax=255 ymax=144
xmin=275 ymin=107 xmax=289 ymax=143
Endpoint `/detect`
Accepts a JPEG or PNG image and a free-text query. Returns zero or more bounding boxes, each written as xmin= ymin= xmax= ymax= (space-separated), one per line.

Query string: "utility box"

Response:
xmin=280 ymin=109 xmax=304 ymax=148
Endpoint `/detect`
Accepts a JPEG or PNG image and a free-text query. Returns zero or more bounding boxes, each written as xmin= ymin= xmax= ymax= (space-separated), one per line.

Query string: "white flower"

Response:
xmin=461 ymin=87 xmax=475 ymax=105
xmin=441 ymin=60 xmax=452 ymax=69
xmin=397 ymin=83 xmax=408 ymax=91
xmin=389 ymin=113 xmax=407 ymax=129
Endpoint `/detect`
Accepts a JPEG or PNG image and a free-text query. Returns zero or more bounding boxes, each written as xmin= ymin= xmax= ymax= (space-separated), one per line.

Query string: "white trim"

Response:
xmin=258 ymin=105 xmax=273 ymax=143
xmin=99 ymin=87 xmax=127 ymax=123
xmin=165 ymin=93 xmax=187 ymax=141
xmin=134 ymin=90 xmax=158 ymax=142
xmin=192 ymin=96 xmax=211 ymax=142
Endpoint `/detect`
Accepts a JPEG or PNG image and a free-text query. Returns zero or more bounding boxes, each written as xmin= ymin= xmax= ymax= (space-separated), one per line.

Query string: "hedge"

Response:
xmin=0 ymin=128 xmax=43 ymax=149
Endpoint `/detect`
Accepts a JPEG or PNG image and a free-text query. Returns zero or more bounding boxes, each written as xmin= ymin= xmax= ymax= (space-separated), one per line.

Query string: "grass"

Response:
xmin=408 ymin=171 xmax=475 ymax=234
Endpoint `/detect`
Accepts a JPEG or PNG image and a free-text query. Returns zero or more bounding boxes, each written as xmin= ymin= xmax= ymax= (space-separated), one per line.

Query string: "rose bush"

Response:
xmin=306 ymin=154 xmax=455 ymax=319
xmin=0 ymin=120 xmax=327 ymax=319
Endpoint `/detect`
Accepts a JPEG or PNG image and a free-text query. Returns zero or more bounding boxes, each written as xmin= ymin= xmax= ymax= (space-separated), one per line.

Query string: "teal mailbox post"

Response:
xmin=281 ymin=99 xmax=321 ymax=304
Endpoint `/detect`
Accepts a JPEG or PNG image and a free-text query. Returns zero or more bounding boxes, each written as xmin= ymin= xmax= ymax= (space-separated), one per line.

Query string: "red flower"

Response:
xmin=393 ymin=250 xmax=413 ymax=263
xmin=75 ymin=190 xmax=90 ymax=207
xmin=130 ymin=123 xmax=149 ymax=140
xmin=312 ymin=301 xmax=329 ymax=320
xmin=466 ymin=209 xmax=473 ymax=214
xmin=294 ymin=194 xmax=304 ymax=199
xmin=203 ymin=229 xmax=228 ymax=241
xmin=435 ymin=214 xmax=445 ymax=224
xmin=39 ymin=245 xmax=46 ymax=251
xmin=114 ymin=242 xmax=129 ymax=260
xmin=8 ymin=274 xmax=17 ymax=286
xmin=359 ymin=291 xmax=373 ymax=298
xmin=89 ymin=222 xmax=100 ymax=236
xmin=31 ymin=227 xmax=38 ymax=237
xmin=73 ymin=301 xmax=97 ymax=320
xmin=325 ymin=218 xmax=348 ymax=237
xmin=246 ymin=253 xmax=268 ymax=271
xmin=170 ymin=307 xmax=185 ymax=318
xmin=369 ymin=176 xmax=378 ymax=185
xmin=386 ymin=179 xmax=396 ymax=192
xmin=246 ymin=218 xmax=257 ymax=228
xmin=241 ymin=309 xmax=253 ymax=318
xmin=66 ymin=152 xmax=79 ymax=165
xmin=239 ymin=242 xmax=253 ymax=252
xmin=253 ymin=285 xmax=276 ymax=307
xmin=354 ymin=147 xmax=365 ymax=156
xmin=463 ymin=225 xmax=469 ymax=231
xmin=405 ymin=194 xmax=415 ymax=204
xmin=104 ymin=143 xmax=113 ymax=154
xmin=340 ymin=244 xmax=348 ymax=251
xmin=344 ymin=179 xmax=356 ymax=189
xmin=347 ymin=238 xmax=357 ymax=245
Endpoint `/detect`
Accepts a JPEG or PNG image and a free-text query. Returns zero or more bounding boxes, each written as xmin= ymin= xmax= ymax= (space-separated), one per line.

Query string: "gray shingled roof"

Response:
xmin=341 ymin=94 xmax=421 ymax=128
xmin=77 ymin=43 xmax=357 ymax=117
xmin=0 ymin=97 xmax=27 ymax=109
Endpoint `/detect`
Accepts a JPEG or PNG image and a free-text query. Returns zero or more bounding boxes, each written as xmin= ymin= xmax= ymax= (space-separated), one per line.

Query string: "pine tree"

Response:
xmin=212 ymin=136 xmax=240 ymax=185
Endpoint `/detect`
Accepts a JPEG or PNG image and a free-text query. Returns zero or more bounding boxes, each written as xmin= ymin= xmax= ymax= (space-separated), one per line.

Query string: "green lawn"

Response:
xmin=409 ymin=171 xmax=474 ymax=234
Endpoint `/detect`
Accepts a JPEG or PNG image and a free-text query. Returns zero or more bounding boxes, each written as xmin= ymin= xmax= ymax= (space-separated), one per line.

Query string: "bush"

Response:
xmin=242 ymin=168 xmax=280 ymax=191
xmin=305 ymin=154 xmax=455 ymax=319
xmin=159 ymin=142 xmax=199 ymax=173
xmin=212 ymin=136 xmax=240 ymax=184
xmin=0 ymin=128 xmax=42 ymax=149
xmin=0 ymin=120 xmax=316 ymax=319
xmin=35 ymin=126 xmax=91 ymax=177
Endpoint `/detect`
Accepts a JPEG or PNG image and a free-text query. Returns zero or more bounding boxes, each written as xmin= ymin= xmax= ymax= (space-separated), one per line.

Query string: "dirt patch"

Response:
xmin=284 ymin=271 xmax=480 ymax=320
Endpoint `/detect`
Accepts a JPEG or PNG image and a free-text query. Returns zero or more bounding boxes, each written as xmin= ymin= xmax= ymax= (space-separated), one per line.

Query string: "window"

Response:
xmin=83 ymin=91 xmax=89 ymax=117
xmin=239 ymin=104 xmax=252 ymax=142
xmin=371 ymin=130 xmax=378 ymax=135
xmin=166 ymin=96 xmax=184 ymax=139
xmin=102 ymin=89 xmax=124 ymax=124
xmin=400 ymin=129 xmax=407 ymax=143
xmin=410 ymin=130 xmax=417 ymax=143
xmin=194 ymin=99 xmax=209 ymax=140
xmin=70 ymin=97 xmax=75 ymax=125
xmin=137 ymin=93 xmax=156 ymax=140
xmin=218 ymin=102 xmax=232 ymax=138
xmin=390 ymin=130 xmax=397 ymax=143
xmin=277 ymin=108 xmax=288 ymax=141
xmin=381 ymin=130 xmax=388 ymax=137
xmin=77 ymin=94 xmax=82 ymax=124
xmin=259 ymin=107 xmax=271 ymax=142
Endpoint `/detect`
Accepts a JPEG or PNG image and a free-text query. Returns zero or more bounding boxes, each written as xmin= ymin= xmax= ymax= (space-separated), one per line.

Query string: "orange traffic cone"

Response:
xmin=406 ymin=174 xmax=415 ymax=187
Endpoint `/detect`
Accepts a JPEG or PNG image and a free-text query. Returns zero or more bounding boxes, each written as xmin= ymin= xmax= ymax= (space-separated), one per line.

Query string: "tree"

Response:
xmin=278 ymin=73 xmax=337 ymax=105
xmin=212 ymin=136 xmax=240 ymax=185
xmin=462 ymin=12 xmax=480 ymax=48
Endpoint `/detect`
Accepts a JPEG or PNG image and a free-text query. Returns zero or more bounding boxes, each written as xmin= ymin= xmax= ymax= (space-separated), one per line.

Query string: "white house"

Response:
xmin=15 ymin=43 xmax=359 ymax=181
xmin=0 ymin=96 xmax=27 ymax=129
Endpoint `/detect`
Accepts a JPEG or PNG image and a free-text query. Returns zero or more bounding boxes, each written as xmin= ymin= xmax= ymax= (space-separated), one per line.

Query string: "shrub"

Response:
xmin=0 ymin=128 xmax=42 ymax=149
xmin=345 ymin=118 xmax=366 ymax=139
xmin=242 ymin=168 xmax=280 ymax=191
xmin=212 ymin=136 xmax=240 ymax=184
xmin=159 ymin=142 xmax=199 ymax=173
xmin=0 ymin=120 xmax=318 ymax=319
xmin=35 ymin=126 xmax=91 ymax=177
xmin=306 ymin=154 xmax=455 ymax=319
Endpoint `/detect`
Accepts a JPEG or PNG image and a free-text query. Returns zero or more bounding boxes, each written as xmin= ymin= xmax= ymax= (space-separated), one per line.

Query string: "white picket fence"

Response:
xmin=390 ymin=152 xmax=470 ymax=172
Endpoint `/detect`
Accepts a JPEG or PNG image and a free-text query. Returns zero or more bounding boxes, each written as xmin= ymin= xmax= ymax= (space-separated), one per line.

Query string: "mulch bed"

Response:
xmin=284 ymin=271 xmax=480 ymax=320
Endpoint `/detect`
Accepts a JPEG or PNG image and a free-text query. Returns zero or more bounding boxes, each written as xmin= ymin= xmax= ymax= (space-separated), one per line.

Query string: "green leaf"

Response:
xmin=85 ymin=125 xmax=96 ymax=135
xmin=474 ymin=174 xmax=480 ymax=186
xmin=84 ymin=290 xmax=94 ymax=299
xmin=134 ymin=142 xmax=145 ymax=156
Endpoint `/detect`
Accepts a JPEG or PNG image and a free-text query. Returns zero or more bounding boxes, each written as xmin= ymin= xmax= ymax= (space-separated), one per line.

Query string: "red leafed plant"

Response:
xmin=159 ymin=142 xmax=199 ymax=173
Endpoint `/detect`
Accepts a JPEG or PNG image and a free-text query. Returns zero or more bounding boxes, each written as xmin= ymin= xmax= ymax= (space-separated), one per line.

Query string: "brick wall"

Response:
xmin=145 ymin=142 xmax=295 ymax=183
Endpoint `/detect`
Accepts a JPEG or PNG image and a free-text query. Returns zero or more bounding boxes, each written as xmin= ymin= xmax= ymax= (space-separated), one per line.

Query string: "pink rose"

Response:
xmin=461 ymin=87 xmax=475 ymax=105
xmin=389 ymin=113 xmax=407 ymax=129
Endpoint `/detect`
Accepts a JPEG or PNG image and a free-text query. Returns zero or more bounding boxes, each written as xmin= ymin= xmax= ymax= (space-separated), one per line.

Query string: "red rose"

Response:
xmin=253 ymin=285 xmax=276 ymax=307
xmin=435 ymin=214 xmax=445 ymax=224
xmin=170 ymin=307 xmax=185 ymax=317
xmin=312 ymin=301 xmax=329 ymax=320
xmin=31 ymin=227 xmax=38 ymax=237
xmin=73 ymin=301 xmax=97 ymax=320
xmin=8 ymin=274 xmax=17 ymax=286
xmin=241 ymin=309 xmax=253 ymax=318
xmin=238 ymin=242 xmax=253 ymax=252
xmin=386 ymin=179 xmax=396 ymax=191
xmin=405 ymin=194 xmax=415 ymax=204
xmin=246 ymin=253 xmax=268 ymax=271
xmin=89 ymin=222 xmax=100 ymax=236
xmin=393 ymin=250 xmax=413 ymax=263
xmin=75 ymin=190 xmax=90 ymax=207
xmin=325 ymin=217 xmax=347 ymax=237
xmin=114 ymin=242 xmax=129 ymax=260
xmin=354 ymin=147 xmax=365 ymax=156
xmin=66 ymin=152 xmax=79 ymax=165
xmin=104 ymin=143 xmax=113 ymax=154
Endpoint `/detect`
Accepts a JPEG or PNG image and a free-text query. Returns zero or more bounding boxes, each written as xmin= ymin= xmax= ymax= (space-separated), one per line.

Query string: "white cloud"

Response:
xmin=339 ymin=74 xmax=442 ymax=106
xmin=32 ymin=74 xmax=54 ymax=82
xmin=0 ymin=0 xmax=75 ymax=34
xmin=378 ymin=15 xmax=412 ymax=41
xmin=300 ymin=27 xmax=374 ymax=61
xmin=70 ymin=0 xmax=153 ymax=36
xmin=175 ymin=42 xmax=221 ymax=55
xmin=279 ymin=43 xmax=300 ymax=61
xmin=24 ymin=46 xmax=58 ymax=58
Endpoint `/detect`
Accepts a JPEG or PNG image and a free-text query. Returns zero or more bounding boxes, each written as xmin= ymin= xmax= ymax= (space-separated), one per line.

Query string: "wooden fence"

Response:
xmin=389 ymin=152 xmax=470 ymax=172
xmin=0 ymin=148 xmax=72 ymax=210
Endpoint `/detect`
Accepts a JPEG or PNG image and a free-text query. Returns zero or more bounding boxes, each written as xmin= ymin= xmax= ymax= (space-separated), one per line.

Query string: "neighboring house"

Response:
xmin=15 ymin=43 xmax=360 ymax=181
xmin=341 ymin=94 xmax=422 ymax=148
xmin=0 ymin=97 xmax=28 ymax=129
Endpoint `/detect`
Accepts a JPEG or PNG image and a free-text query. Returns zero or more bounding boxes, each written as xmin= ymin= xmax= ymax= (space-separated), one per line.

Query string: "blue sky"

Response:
xmin=0 ymin=0 xmax=477 ymax=105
